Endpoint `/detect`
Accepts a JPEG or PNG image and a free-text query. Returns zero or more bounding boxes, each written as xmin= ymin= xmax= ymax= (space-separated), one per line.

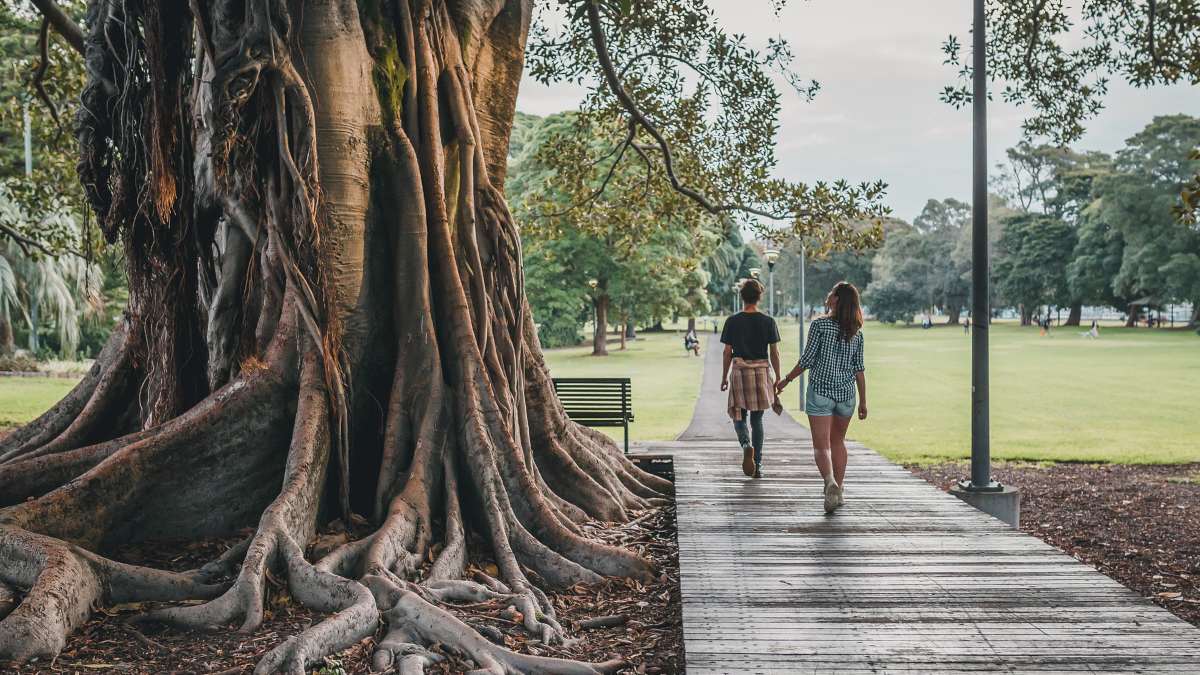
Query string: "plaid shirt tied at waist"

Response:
xmin=727 ymin=358 xmax=784 ymax=420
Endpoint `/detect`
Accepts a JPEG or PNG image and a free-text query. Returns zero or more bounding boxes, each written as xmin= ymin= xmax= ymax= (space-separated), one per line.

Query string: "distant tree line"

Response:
xmin=813 ymin=115 xmax=1200 ymax=328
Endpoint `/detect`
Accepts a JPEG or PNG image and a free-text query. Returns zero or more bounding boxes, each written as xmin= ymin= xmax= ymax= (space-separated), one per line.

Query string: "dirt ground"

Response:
xmin=910 ymin=461 xmax=1200 ymax=628
xmin=4 ymin=506 xmax=683 ymax=674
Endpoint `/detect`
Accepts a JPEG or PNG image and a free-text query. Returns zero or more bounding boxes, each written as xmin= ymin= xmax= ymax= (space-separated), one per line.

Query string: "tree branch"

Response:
xmin=29 ymin=0 xmax=84 ymax=55
xmin=1147 ymin=0 xmax=1186 ymax=73
xmin=0 ymin=222 xmax=54 ymax=258
xmin=584 ymin=0 xmax=799 ymax=222
xmin=534 ymin=124 xmax=636 ymax=220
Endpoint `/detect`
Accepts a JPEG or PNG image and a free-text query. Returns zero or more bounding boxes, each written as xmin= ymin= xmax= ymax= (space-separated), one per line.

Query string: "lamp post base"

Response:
xmin=950 ymin=482 xmax=1021 ymax=528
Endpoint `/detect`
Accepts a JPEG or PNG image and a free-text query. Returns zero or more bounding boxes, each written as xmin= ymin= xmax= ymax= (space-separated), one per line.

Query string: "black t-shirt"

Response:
xmin=720 ymin=312 xmax=780 ymax=360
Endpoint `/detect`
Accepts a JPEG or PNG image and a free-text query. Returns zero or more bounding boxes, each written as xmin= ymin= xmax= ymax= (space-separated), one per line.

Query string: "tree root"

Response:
xmin=367 ymin=575 xmax=623 ymax=675
xmin=0 ymin=525 xmax=225 ymax=663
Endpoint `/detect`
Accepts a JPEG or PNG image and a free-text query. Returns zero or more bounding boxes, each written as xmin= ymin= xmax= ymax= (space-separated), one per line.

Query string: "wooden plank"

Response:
xmin=662 ymin=439 xmax=1200 ymax=673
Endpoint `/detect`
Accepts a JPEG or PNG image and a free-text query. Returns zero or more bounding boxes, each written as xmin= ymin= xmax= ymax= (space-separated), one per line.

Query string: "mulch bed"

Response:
xmin=7 ymin=506 xmax=682 ymax=674
xmin=910 ymin=461 xmax=1200 ymax=627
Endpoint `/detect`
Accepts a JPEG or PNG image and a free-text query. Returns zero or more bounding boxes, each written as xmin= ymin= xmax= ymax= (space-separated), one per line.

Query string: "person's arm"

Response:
xmin=854 ymin=333 xmax=867 ymax=419
xmin=855 ymin=371 xmax=868 ymax=420
xmin=769 ymin=342 xmax=781 ymax=383
xmin=777 ymin=322 xmax=820 ymax=392
xmin=721 ymin=343 xmax=733 ymax=391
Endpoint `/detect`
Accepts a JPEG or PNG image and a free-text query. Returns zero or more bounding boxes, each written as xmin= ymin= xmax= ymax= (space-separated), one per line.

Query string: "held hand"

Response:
xmin=858 ymin=402 xmax=868 ymax=420
xmin=720 ymin=379 xmax=728 ymax=391
xmin=774 ymin=379 xmax=788 ymax=395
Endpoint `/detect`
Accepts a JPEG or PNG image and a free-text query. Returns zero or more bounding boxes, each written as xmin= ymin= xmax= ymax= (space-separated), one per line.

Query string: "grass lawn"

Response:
xmin=4 ymin=322 xmax=1196 ymax=465
xmin=773 ymin=320 xmax=1200 ymax=465
xmin=542 ymin=331 xmax=704 ymax=442
xmin=0 ymin=377 xmax=80 ymax=428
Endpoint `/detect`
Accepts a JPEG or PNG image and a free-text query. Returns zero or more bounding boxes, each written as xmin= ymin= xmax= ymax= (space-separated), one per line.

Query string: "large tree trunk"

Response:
xmin=0 ymin=306 xmax=13 ymax=356
xmin=1065 ymin=302 xmax=1082 ymax=327
xmin=592 ymin=296 xmax=609 ymax=356
xmin=0 ymin=1 xmax=668 ymax=671
xmin=1125 ymin=305 xmax=1138 ymax=327
xmin=945 ymin=305 xmax=961 ymax=325
xmin=686 ymin=317 xmax=696 ymax=333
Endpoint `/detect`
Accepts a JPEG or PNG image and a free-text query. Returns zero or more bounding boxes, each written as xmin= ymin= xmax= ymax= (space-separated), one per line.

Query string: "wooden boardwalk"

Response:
xmin=647 ymin=336 xmax=1200 ymax=673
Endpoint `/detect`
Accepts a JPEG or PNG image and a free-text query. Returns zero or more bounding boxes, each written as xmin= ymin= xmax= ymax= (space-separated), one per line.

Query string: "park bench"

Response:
xmin=551 ymin=377 xmax=634 ymax=455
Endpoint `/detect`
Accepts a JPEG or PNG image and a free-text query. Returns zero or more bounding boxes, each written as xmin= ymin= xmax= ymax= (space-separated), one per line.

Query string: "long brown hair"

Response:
xmin=827 ymin=281 xmax=863 ymax=341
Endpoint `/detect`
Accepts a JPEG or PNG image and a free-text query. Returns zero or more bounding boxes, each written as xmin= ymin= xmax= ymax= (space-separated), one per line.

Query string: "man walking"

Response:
xmin=720 ymin=279 xmax=783 ymax=478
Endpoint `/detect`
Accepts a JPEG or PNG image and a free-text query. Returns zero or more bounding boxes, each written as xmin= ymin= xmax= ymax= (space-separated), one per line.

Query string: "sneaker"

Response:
xmin=741 ymin=446 xmax=755 ymax=477
xmin=823 ymin=481 xmax=839 ymax=513
xmin=753 ymin=465 xmax=762 ymax=479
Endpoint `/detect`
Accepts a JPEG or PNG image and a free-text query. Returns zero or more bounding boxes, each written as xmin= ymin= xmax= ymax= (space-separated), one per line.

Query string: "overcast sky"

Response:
xmin=514 ymin=0 xmax=1200 ymax=222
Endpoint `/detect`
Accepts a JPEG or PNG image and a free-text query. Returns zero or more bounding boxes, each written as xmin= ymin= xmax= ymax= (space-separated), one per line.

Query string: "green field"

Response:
xmin=772 ymin=320 xmax=1200 ymax=464
xmin=0 ymin=377 xmax=79 ymax=428
xmin=549 ymin=319 xmax=1199 ymax=464
xmin=542 ymin=331 xmax=705 ymax=442
xmin=4 ymin=322 xmax=1197 ymax=464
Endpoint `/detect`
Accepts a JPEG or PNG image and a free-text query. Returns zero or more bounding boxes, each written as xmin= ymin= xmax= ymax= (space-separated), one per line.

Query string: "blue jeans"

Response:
xmin=733 ymin=409 xmax=765 ymax=466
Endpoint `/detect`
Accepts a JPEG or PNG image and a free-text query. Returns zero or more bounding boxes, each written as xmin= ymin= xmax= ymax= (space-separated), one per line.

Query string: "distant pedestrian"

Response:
xmin=1081 ymin=319 xmax=1099 ymax=339
xmin=776 ymin=281 xmax=868 ymax=514
xmin=720 ymin=279 xmax=783 ymax=479
xmin=684 ymin=329 xmax=701 ymax=356
xmin=963 ymin=316 xmax=970 ymax=334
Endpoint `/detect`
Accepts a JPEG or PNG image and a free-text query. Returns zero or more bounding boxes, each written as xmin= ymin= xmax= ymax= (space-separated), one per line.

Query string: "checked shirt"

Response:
xmin=799 ymin=316 xmax=865 ymax=402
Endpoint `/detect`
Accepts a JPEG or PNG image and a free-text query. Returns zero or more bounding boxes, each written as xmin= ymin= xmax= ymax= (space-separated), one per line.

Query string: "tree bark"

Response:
xmin=945 ymin=306 xmax=961 ymax=325
xmin=625 ymin=321 xmax=636 ymax=339
xmin=1065 ymin=302 xmax=1082 ymax=326
xmin=0 ymin=0 xmax=666 ymax=670
xmin=686 ymin=317 xmax=696 ymax=333
xmin=1125 ymin=305 xmax=1138 ymax=327
xmin=0 ymin=306 xmax=13 ymax=356
xmin=592 ymin=296 xmax=609 ymax=356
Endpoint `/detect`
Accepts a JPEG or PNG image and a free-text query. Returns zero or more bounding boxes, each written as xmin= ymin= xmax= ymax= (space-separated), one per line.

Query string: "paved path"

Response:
xmin=648 ymin=336 xmax=1200 ymax=673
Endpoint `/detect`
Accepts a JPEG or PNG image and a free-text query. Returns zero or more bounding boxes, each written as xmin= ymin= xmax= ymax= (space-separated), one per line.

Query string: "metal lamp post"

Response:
xmin=737 ymin=278 xmax=748 ymax=313
xmin=588 ymin=278 xmax=599 ymax=344
xmin=950 ymin=0 xmax=1020 ymax=528
xmin=798 ymin=241 xmax=806 ymax=408
xmin=764 ymin=249 xmax=780 ymax=315
xmin=965 ymin=0 xmax=996 ymax=492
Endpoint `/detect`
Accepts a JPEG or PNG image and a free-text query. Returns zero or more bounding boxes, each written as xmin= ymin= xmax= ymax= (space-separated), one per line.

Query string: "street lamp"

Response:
xmin=737 ymin=277 xmax=748 ymax=313
xmin=748 ymin=267 xmax=761 ymax=279
xmin=764 ymin=249 xmax=780 ymax=315
xmin=588 ymin=278 xmax=599 ymax=343
xmin=949 ymin=0 xmax=1020 ymax=528
xmin=797 ymin=240 xmax=807 ymax=409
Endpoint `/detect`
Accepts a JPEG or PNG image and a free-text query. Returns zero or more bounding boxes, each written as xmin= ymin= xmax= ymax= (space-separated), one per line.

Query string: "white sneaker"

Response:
xmin=823 ymin=481 xmax=839 ymax=513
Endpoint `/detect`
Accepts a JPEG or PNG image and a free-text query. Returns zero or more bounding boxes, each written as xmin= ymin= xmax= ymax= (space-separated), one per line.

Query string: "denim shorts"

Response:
xmin=804 ymin=382 xmax=856 ymax=418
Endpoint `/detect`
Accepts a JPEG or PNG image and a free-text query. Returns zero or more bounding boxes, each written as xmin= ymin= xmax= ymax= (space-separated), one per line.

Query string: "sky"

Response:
xmin=514 ymin=0 xmax=1200 ymax=223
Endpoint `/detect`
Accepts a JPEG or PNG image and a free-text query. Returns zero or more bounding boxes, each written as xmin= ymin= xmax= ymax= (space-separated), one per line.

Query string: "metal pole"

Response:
xmin=967 ymin=0 xmax=996 ymax=490
xmin=23 ymin=101 xmax=33 ymax=176
xmin=798 ymin=243 xmax=806 ymax=409
xmin=768 ymin=267 xmax=775 ymax=315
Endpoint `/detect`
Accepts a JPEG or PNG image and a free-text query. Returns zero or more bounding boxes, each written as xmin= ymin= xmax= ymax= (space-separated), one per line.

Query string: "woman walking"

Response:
xmin=776 ymin=281 xmax=868 ymax=513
